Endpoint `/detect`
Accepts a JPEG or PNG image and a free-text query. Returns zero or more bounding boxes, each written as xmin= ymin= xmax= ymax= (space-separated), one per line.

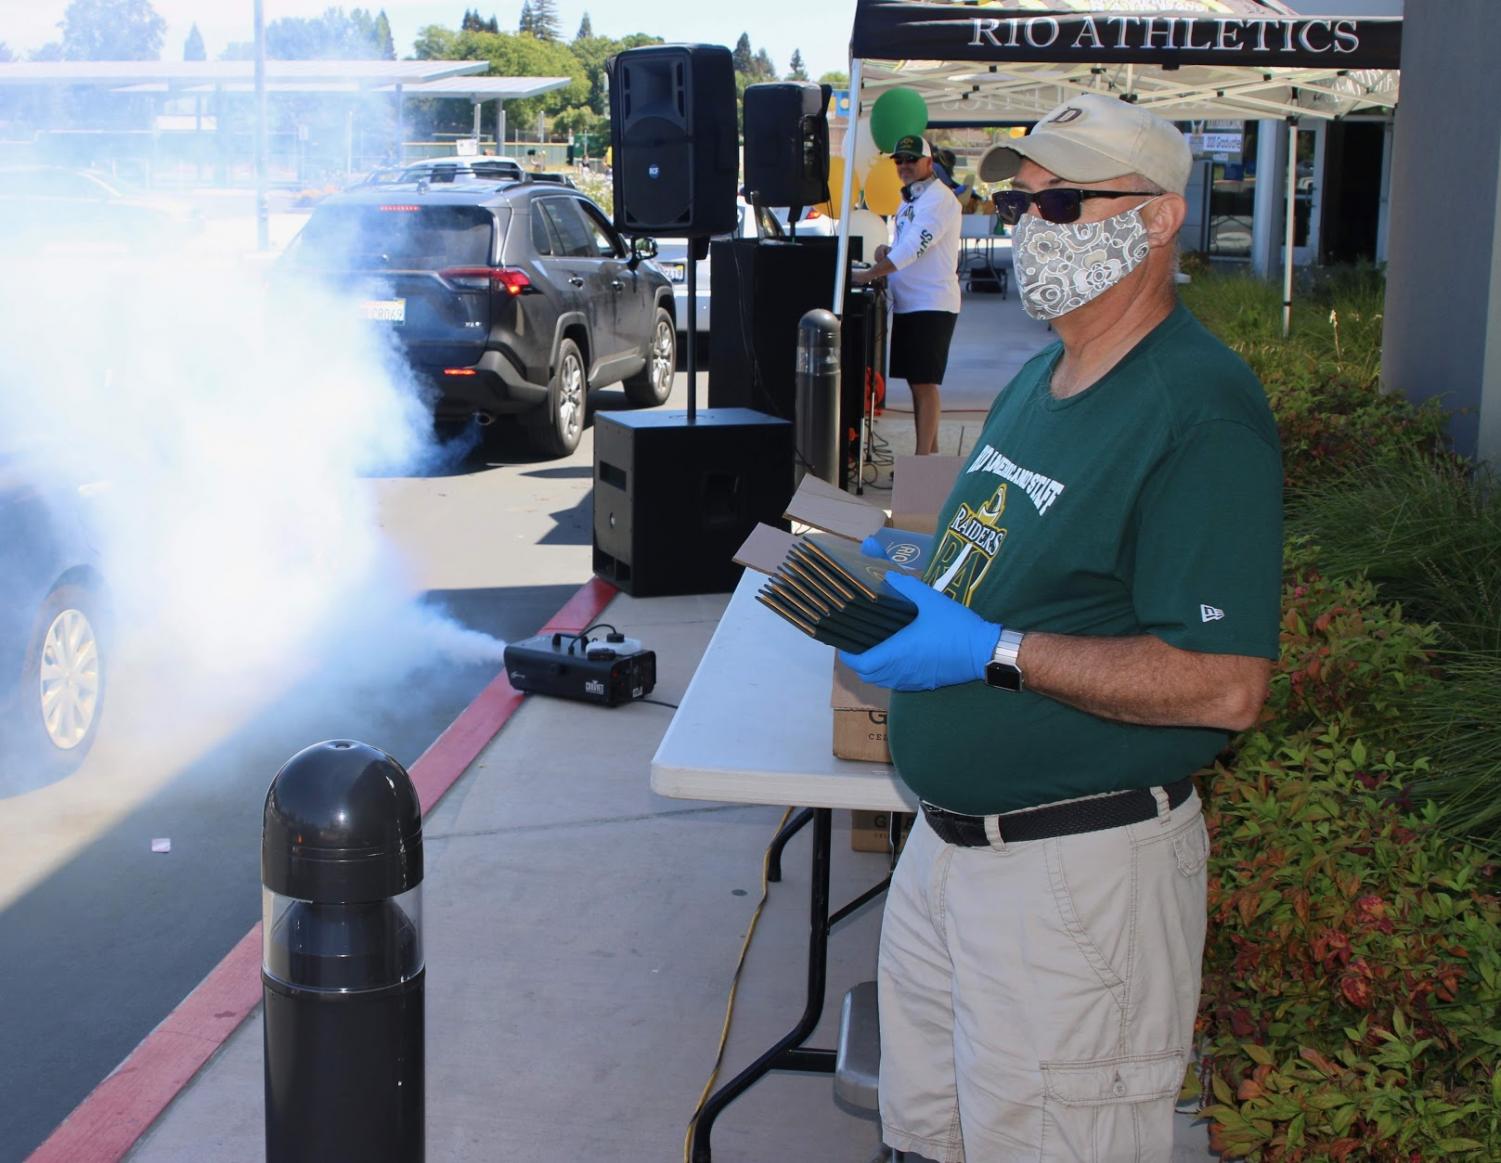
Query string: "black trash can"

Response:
xmin=261 ymin=740 xmax=425 ymax=1163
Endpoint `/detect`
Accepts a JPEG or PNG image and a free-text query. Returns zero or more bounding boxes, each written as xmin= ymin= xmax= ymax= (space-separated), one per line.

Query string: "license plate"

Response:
xmin=663 ymin=263 xmax=686 ymax=284
xmin=360 ymin=298 xmax=406 ymax=323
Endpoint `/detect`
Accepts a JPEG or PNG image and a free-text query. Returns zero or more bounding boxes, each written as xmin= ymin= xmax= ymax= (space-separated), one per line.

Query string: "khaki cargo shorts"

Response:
xmin=877 ymin=791 xmax=1208 ymax=1162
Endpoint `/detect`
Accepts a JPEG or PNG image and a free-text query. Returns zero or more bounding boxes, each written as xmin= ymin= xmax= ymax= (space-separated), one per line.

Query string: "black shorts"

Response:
xmin=889 ymin=310 xmax=958 ymax=385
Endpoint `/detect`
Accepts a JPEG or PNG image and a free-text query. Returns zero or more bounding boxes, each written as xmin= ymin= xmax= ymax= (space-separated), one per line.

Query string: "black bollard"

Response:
xmin=261 ymin=740 xmax=425 ymax=1163
xmin=796 ymin=308 xmax=842 ymax=487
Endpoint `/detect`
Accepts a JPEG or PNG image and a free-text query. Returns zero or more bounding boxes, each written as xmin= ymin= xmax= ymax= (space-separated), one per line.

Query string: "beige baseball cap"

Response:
xmin=978 ymin=93 xmax=1192 ymax=194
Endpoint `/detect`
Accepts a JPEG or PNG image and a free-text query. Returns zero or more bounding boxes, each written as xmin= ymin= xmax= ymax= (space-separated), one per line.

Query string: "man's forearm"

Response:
xmin=1016 ymin=631 xmax=1270 ymax=731
xmin=856 ymin=256 xmax=899 ymax=282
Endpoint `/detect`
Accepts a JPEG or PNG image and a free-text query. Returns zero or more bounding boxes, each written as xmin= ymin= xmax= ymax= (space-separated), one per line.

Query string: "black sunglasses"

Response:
xmin=992 ymin=187 xmax=1156 ymax=226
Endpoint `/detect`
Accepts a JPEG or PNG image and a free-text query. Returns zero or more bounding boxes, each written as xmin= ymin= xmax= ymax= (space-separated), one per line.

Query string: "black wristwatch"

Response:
xmin=984 ymin=629 xmax=1026 ymax=692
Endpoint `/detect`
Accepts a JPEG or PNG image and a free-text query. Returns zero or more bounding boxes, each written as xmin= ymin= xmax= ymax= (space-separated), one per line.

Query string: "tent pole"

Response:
xmin=832 ymin=56 xmax=863 ymax=315
xmin=1283 ymin=119 xmax=1298 ymax=339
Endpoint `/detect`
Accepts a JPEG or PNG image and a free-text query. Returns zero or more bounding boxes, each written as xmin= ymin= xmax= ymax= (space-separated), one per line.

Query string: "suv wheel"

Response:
xmin=623 ymin=307 xmax=676 ymax=407
xmin=525 ymin=337 xmax=587 ymax=458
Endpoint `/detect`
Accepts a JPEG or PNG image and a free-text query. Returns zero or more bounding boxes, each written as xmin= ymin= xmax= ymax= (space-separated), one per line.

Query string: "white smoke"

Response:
xmin=0 ymin=221 xmax=505 ymax=769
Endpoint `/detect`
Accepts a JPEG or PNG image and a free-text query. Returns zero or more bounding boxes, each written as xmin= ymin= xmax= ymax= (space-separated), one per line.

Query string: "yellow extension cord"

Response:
xmin=682 ymin=805 xmax=796 ymax=1163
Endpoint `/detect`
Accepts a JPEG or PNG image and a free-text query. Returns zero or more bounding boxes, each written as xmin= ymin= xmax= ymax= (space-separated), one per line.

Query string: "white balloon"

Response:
xmin=839 ymin=117 xmax=881 ymax=183
xmin=848 ymin=208 xmax=889 ymax=264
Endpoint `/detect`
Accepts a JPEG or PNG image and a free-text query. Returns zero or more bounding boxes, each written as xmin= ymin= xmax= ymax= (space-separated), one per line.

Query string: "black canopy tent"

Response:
xmin=833 ymin=0 xmax=1403 ymax=334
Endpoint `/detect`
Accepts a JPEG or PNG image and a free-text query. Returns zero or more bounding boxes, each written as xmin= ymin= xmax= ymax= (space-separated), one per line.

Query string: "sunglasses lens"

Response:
xmin=1036 ymin=189 xmax=1083 ymax=224
xmin=995 ymin=191 xmax=1029 ymax=225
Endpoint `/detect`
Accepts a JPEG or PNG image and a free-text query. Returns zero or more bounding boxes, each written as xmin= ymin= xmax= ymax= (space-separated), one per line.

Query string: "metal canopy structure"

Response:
xmin=107 ymin=76 xmax=571 ymax=99
xmin=0 ymin=60 xmax=487 ymax=89
xmin=835 ymin=0 xmax=1404 ymax=333
xmin=855 ymin=0 xmax=1400 ymax=123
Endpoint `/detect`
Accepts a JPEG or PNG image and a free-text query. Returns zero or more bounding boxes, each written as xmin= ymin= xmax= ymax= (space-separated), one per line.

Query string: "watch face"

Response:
xmin=985 ymin=661 xmax=1023 ymax=692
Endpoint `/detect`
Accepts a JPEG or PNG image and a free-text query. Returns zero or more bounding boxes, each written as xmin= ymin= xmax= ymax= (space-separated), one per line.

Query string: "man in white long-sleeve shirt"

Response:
xmin=852 ymin=134 xmax=963 ymax=455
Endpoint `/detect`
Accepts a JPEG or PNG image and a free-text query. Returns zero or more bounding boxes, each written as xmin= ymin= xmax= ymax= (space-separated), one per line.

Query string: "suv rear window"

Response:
xmin=289 ymin=204 xmax=496 ymax=269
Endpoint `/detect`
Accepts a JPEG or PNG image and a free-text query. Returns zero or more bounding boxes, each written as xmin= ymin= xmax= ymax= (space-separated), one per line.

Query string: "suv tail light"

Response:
xmin=441 ymin=267 xmax=533 ymax=296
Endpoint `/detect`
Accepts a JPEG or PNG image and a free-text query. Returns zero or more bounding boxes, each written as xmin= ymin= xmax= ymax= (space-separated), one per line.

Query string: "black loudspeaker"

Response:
xmin=743 ymin=82 xmax=831 ymax=209
xmin=593 ymin=409 xmax=794 ymax=597
xmin=709 ymin=238 xmax=837 ymax=420
xmin=608 ymin=44 xmax=738 ymax=237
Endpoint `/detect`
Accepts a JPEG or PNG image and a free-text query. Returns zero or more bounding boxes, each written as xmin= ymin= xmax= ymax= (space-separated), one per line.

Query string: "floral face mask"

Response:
xmin=1011 ymin=201 xmax=1155 ymax=321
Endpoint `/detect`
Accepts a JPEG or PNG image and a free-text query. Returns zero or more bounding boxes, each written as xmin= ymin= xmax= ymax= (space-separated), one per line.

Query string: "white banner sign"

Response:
xmin=1188 ymin=132 xmax=1244 ymax=155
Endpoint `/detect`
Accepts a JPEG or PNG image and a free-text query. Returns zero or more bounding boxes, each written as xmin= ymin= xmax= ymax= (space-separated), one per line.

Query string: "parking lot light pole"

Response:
xmin=254 ymin=0 xmax=269 ymax=251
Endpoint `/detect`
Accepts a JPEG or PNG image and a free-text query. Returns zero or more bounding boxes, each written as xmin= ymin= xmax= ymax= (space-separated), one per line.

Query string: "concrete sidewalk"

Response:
xmin=116 ymin=288 xmax=1220 ymax=1162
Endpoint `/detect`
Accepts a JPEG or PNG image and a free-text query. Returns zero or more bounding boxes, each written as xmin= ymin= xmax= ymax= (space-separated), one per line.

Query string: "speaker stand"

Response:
xmin=685 ymin=235 xmax=709 ymax=422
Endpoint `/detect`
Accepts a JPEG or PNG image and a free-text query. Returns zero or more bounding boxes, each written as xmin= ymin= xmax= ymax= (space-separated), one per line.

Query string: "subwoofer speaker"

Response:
xmin=608 ymin=44 xmax=739 ymax=237
xmin=742 ymin=82 xmax=831 ymax=210
xmin=593 ymin=409 xmax=794 ymax=597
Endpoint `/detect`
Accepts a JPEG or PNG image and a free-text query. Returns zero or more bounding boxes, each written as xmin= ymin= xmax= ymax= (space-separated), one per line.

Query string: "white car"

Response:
xmin=654 ymin=202 xmax=838 ymax=334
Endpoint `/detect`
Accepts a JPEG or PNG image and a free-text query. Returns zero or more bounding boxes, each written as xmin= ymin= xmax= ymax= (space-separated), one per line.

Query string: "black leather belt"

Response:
xmin=920 ymin=777 xmax=1195 ymax=847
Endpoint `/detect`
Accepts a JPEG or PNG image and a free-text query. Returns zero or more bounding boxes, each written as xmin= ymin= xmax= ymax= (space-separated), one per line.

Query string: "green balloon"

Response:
xmin=869 ymin=88 xmax=929 ymax=153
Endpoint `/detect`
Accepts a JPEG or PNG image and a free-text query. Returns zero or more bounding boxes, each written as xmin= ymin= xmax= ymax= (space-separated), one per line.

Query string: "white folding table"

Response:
xmin=651 ymin=570 xmax=917 ymax=1161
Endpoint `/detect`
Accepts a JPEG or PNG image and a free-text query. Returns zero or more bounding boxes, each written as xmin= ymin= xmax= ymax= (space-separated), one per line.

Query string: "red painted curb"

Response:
xmin=27 ymin=577 xmax=619 ymax=1163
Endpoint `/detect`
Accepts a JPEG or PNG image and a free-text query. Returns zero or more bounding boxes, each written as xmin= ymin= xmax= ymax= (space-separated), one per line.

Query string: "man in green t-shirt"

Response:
xmin=841 ymin=93 xmax=1282 ymax=1162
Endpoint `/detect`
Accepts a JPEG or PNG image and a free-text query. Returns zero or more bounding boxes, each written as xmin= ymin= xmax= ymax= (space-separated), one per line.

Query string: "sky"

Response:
xmin=2 ymin=1 xmax=860 ymax=82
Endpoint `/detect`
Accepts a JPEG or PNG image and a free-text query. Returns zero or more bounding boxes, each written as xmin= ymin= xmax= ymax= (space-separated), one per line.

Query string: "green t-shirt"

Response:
xmin=888 ymin=302 xmax=1283 ymax=814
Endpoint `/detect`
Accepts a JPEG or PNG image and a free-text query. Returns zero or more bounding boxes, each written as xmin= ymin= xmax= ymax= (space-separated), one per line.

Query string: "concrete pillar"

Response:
xmin=1382 ymin=0 xmax=1501 ymax=464
xmin=1250 ymin=119 xmax=1286 ymax=280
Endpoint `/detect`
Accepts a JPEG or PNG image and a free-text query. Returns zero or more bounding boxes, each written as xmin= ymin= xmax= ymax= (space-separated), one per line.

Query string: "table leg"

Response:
xmin=767 ymin=807 xmax=813 ymax=883
xmin=690 ymin=808 xmax=836 ymax=1163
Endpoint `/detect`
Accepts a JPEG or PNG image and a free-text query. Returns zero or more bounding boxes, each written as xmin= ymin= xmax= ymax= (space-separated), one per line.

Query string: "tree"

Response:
xmin=575 ymin=13 xmax=592 ymax=41
xmin=529 ymin=0 xmax=561 ymax=41
xmin=0 ymin=43 xmax=14 ymax=63
xmin=518 ymin=1 xmax=534 ymax=35
xmin=462 ymin=9 xmax=497 ymax=34
xmin=374 ymin=10 xmax=395 ymax=59
xmin=732 ymin=33 xmax=753 ymax=75
xmin=182 ymin=22 xmax=205 ymax=61
xmin=224 ymin=8 xmax=392 ymax=61
xmin=787 ymin=49 xmax=807 ymax=81
xmin=570 ymin=31 xmax=661 ymax=120
xmin=753 ymin=48 xmax=775 ymax=80
xmin=819 ymin=70 xmax=849 ymax=88
xmin=411 ymin=26 xmax=589 ymax=138
xmin=59 ymin=0 xmax=166 ymax=61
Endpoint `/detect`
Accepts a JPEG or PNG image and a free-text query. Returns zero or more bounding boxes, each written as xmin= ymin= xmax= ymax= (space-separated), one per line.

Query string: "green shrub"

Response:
xmin=1184 ymin=266 xmax=1501 ymax=1158
xmin=1181 ymin=272 xmax=1448 ymax=491
xmin=1266 ymin=547 xmax=1437 ymax=741
xmin=1199 ymin=720 xmax=1501 ymax=1161
xmin=1286 ymin=454 xmax=1501 ymax=653
xmin=1401 ymin=654 xmax=1501 ymax=846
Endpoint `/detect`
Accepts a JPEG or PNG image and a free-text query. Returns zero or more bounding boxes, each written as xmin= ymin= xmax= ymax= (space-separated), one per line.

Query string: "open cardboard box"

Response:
xmin=733 ymin=456 xmax=963 ymax=768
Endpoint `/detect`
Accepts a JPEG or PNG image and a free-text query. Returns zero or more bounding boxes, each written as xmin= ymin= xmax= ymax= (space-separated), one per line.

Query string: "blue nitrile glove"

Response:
xmin=860 ymin=535 xmax=887 ymax=559
xmin=838 ymin=572 xmax=1001 ymax=692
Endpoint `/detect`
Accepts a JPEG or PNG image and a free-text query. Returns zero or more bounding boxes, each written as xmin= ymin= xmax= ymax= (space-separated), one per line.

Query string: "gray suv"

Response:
xmin=284 ymin=178 xmax=677 ymax=457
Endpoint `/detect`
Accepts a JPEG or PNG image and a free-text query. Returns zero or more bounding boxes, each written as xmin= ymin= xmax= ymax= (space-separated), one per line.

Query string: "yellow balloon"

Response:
xmin=815 ymin=156 xmax=859 ymax=219
xmin=863 ymin=156 xmax=903 ymax=217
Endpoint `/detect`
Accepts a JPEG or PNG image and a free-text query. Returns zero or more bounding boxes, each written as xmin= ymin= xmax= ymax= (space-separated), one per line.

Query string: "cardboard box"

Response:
xmin=850 ymin=809 xmax=914 ymax=854
xmin=832 ymin=655 xmax=890 ymax=763
xmin=732 ymin=457 xmax=965 ymax=764
xmin=885 ymin=454 xmax=966 ymax=536
xmin=733 ymin=459 xmax=962 ymax=576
